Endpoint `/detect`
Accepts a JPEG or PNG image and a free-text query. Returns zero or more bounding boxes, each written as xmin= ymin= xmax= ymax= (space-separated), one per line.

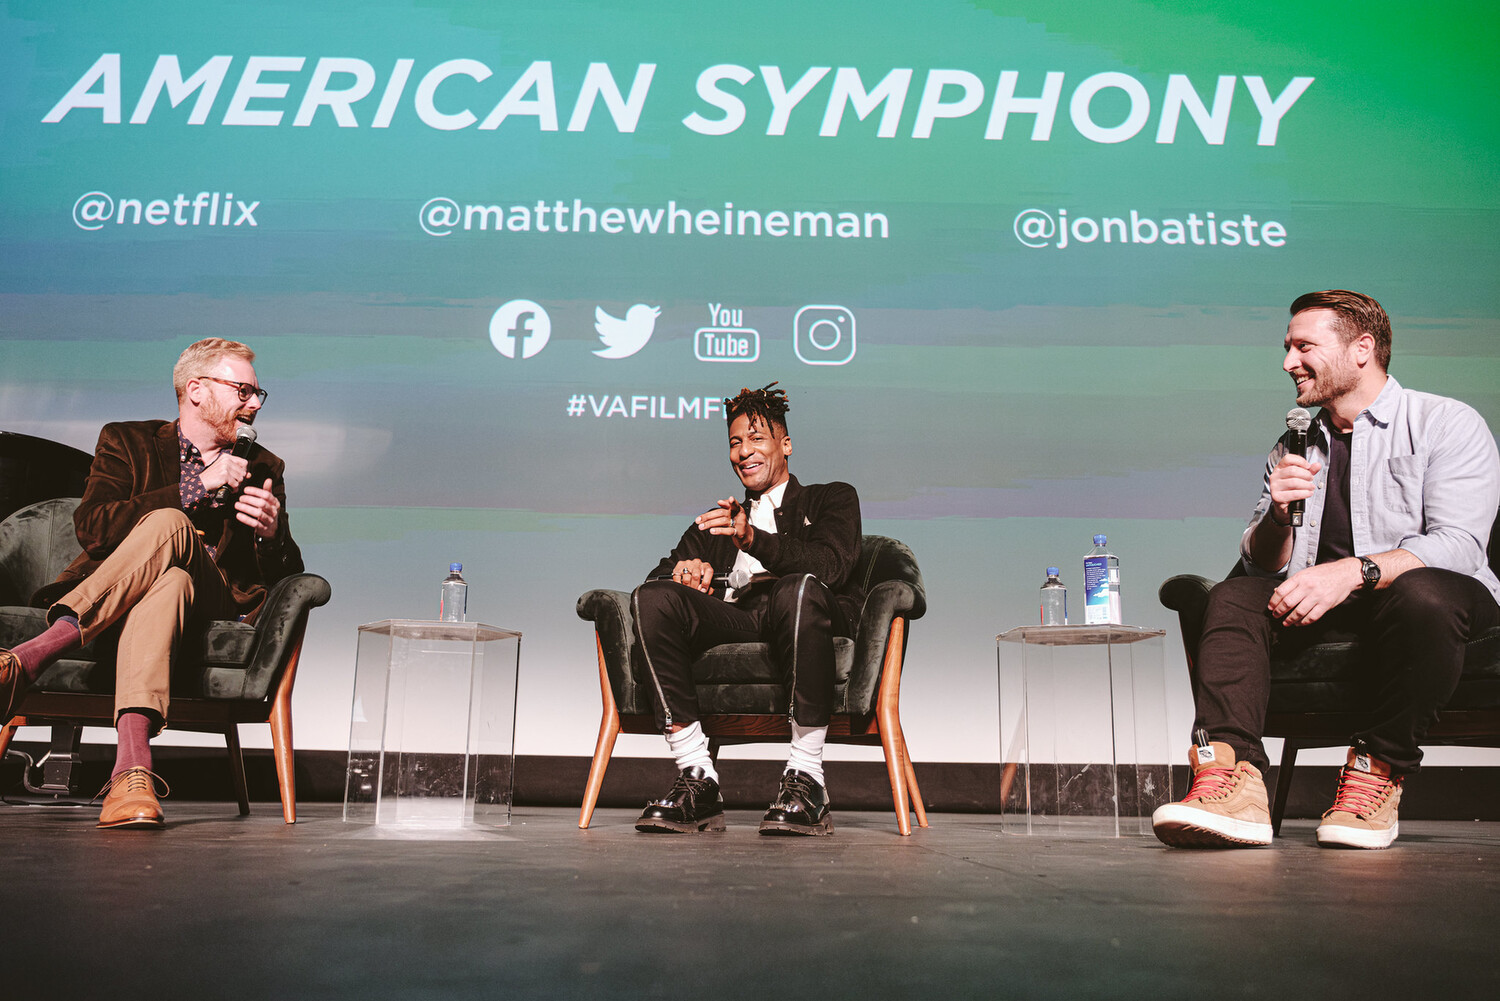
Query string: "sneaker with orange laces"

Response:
xmin=1316 ymin=747 xmax=1402 ymax=849
xmin=1152 ymin=730 xmax=1272 ymax=847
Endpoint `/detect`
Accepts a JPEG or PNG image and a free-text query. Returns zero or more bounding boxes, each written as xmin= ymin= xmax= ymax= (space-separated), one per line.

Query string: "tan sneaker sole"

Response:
xmin=1316 ymin=819 xmax=1398 ymax=849
xmin=1152 ymin=803 xmax=1272 ymax=847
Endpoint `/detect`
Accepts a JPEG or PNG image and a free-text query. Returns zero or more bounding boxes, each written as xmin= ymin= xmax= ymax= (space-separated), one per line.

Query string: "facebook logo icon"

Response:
xmin=489 ymin=300 xmax=552 ymax=359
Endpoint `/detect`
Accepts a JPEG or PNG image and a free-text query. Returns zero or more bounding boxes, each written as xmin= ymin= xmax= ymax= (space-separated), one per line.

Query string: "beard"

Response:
xmin=1295 ymin=353 xmax=1361 ymax=408
xmin=201 ymin=392 xmax=252 ymax=445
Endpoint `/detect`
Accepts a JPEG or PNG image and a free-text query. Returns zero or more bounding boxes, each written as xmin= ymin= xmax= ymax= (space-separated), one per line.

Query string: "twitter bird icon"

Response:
xmin=594 ymin=303 xmax=661 ymax=359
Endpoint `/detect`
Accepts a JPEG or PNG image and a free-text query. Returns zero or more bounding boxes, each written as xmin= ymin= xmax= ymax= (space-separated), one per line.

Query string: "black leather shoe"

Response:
xmin=636 ymin=766 xmax=726 ymax=833
xmin=759 ymin=770 xmax=834 ymax=836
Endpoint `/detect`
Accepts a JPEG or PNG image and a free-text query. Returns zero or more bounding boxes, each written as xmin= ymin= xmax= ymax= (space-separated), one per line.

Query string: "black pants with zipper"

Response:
xmin=631 ymin=574 xmax=853 ymax=732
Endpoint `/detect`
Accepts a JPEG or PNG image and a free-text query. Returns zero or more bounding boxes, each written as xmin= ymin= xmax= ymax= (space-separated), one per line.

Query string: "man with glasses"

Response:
xmin=0 ymin=338 xmax=302 ymax=828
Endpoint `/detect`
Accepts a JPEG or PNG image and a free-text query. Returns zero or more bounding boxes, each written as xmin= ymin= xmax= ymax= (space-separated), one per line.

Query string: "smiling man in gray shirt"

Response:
xmin=1153 ymin=289 xmax=1500 ymax=850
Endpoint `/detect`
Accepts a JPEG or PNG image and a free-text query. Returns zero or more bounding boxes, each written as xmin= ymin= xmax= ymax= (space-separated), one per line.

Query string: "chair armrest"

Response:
xmin=845 ymin=578 xmax=924 ymax=716
xmin=577 ymin=588 xmax=640 ymax=710
xmin=1159 ymin=573 xmax=1215 ymax=612
xmin=237 ymin=573 xmax=333 ymax=700
xmin=1158 ymin=573 xmax=1216 ymax=662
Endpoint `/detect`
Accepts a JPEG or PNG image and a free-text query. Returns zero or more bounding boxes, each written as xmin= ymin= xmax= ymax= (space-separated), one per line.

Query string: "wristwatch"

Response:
xmin=1358 ymin=556 xmax=1381 ymax=590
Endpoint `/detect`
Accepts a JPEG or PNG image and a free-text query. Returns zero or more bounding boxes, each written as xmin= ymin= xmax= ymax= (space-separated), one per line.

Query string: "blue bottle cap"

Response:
xmin=1046 ymin=567 xmax=1060 ymax=576
xmin=1093 ymin=535 xmax=1107 ymax=545
xmin=450 ymin=563 xmax=463 ymax=572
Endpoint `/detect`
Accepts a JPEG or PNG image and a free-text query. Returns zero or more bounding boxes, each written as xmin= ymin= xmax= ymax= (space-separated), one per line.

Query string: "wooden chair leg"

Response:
xmin=269 ymin=697 xmax=296 ymax=824
xmin=579 ymin=633 xmax=621 ymax=830
xmin=224 ymin=724 xmax=250 ymax=816
xmin=875 ymin=617 xmax=913 ymax=836
xmin=268 ymin=628 xmax=306 ymax=825
xmin=0 ymin=720 xmax=18 ymax=765
xmin=901 ymin=735 xmax=929 ymax=828
xmin=877 ymin=720 xmax=912 ymax=836
xmin=1271 ymin=741 xmax=1299 ymax=836
xmin=580 ymin=712 xmax=620 ymax=829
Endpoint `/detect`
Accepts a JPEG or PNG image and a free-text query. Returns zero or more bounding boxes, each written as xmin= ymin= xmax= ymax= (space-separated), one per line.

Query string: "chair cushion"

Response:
xmin=31 ymin=656 xmax=115 ymax=695
xmin=692 ymin=638 xmax=857 ymax=716
xmin=0 ymin=603 xmax=259 ymax=699
xmin=0 ymin=604 xmax=49 ymax=651
xmin=692 ymin=638 xmax=855 ymax=686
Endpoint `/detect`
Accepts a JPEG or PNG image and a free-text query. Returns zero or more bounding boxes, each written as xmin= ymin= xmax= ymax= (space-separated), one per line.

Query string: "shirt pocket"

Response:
xmin=1382 ymin=454 xmax=1424 ymax=515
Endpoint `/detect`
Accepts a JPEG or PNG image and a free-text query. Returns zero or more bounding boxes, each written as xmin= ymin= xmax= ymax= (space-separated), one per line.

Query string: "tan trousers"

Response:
xmin=56 ymin=508 xmax=234 ymax=722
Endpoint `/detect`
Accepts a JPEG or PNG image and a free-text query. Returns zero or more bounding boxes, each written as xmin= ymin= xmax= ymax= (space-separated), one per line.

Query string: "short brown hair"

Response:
xmin=173 ymin=338 xmax=256 ymax=403
xmin=1289 ymin=290 xmax=1392 ymax=370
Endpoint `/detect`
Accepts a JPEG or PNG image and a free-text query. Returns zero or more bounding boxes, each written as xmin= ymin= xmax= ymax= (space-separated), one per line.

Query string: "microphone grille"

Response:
xmin=727 ymin=567 xmax=752 ymax=590
xmin=1285 ymin=408 xmax=1312 ymax=433
xmin=235 ymin=425 xmax=258 ymax=443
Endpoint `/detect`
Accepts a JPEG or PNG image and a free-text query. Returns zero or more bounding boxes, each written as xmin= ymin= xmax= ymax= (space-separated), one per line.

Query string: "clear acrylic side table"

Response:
xmin=344 ymin=619 xmax=520 ymax=835
xmin=996 ymin=624 xmax=1171 ymax=836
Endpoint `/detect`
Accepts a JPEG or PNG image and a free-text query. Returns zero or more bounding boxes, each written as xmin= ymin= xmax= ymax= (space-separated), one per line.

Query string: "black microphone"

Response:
xmin=1285 ymin=408 xmax=1311 ymax=527
xmin=649 ymin=566 xmax=754 ymax=590
xmin=213 ymin=424 xmax=258 ymax=505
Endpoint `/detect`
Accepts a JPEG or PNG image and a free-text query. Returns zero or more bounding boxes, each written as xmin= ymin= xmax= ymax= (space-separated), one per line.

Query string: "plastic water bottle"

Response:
xmin=439 ymin=563 xmax=468 ymax=622
xmin=1039 ymin=567 xmax=1067 ymax=625
xmin=1083 ymin=535 xmax=1121 ymax=625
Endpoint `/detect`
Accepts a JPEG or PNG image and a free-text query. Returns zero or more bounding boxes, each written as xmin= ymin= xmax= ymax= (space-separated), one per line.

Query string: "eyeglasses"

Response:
xmin=201 ymin=376 xmax=268 ymax=405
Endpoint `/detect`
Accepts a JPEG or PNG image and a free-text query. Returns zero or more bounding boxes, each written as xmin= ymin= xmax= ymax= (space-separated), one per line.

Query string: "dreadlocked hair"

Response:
xmin=724 ymin=382 xmax=790 ymax=436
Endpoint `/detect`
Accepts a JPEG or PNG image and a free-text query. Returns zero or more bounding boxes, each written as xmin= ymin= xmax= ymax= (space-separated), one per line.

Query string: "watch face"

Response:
xmin=1361 ymin=558 xmax=1380 ymax=587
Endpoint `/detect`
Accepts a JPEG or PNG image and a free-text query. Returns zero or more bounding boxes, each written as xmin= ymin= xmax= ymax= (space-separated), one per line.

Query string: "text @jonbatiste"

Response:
xmin=1014 ymin=208 xmax=1286 ymax=249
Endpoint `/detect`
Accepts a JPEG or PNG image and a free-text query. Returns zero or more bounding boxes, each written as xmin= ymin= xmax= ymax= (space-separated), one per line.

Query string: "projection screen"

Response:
xmin=3 ymin=1 xmax=1497 ymax=766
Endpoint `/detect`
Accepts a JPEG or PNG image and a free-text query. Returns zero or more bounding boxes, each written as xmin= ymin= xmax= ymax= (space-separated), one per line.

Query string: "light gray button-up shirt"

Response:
xmin=1239 ymin=375 xmax=1500 ymax=604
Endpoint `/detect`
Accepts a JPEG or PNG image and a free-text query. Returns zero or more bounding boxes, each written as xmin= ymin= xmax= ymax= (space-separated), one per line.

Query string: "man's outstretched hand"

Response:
xmin=696 ymin=498 xmax=753 ymax=551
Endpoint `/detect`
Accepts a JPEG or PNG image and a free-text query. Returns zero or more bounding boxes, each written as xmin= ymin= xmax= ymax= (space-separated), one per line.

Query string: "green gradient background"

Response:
xmin=2 ymin=1 xmax=1497 ymax=762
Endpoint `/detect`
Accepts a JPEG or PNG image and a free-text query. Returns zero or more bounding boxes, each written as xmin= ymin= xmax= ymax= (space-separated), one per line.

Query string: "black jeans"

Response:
xmin=630 ymin=575 xmax=853 ymax=731
xmin=1193 ymin=567 xmax=1499 ymax=776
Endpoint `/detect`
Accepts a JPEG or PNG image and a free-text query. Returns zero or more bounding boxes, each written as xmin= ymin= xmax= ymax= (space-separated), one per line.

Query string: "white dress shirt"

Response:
xmin=725 ymin=478 xmax=787 ymax=602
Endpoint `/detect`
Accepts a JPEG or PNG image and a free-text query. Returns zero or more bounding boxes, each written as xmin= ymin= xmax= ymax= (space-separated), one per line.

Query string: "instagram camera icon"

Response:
xmin=793 ymin=305 xmax=856 ymax=366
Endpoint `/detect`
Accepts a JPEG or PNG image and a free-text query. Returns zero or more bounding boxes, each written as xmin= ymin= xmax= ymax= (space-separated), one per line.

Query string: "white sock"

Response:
xmin=785 ymin=723 xmax=827 ymax=787
xmin=666 ymin=721 xmax=718 ymax=783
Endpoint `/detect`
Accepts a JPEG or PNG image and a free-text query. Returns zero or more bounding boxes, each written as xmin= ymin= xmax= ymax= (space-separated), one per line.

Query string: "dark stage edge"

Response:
xmin=10 ymin=745 xmax=1500 ymax=820
xmin=3 ymin=803 xmax=1498 ymax=1001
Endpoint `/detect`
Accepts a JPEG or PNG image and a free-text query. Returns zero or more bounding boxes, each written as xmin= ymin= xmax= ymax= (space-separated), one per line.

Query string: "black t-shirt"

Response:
xmin=1315 ymin=425 xmax=1354 ymax=564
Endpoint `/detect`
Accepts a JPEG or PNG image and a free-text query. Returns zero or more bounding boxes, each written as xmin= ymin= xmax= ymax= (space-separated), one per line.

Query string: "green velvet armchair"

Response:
xmin=0 ymin=496 xmax=331 ymax=822
xmin=576 ymin=534 xmax=929 ymax=835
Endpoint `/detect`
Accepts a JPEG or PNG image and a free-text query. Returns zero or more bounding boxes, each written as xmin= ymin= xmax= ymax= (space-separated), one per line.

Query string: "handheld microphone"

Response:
xmin=649 ymin=566 xmax=754 ymax=590
xmin=213 ymin=424 xmax=258 ymax=505
xmin=1285 ymin=408 xmax=1311 ymax=527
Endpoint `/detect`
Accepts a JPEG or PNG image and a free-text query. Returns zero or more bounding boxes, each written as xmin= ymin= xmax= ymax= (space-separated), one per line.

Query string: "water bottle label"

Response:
xmin=1083 ymin=555 xmax=1109 ymax=624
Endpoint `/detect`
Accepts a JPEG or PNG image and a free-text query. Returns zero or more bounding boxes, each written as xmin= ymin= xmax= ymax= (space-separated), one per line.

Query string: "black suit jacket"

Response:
xmin=648 ymin=475 xmax=864 ymax=613
xmin=41 ymin=420 xmax=302 ymax=621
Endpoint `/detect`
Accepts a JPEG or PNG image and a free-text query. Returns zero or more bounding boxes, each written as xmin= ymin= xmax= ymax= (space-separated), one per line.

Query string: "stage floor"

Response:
xmin=4 ymin=803 xmax=1497 ymax=999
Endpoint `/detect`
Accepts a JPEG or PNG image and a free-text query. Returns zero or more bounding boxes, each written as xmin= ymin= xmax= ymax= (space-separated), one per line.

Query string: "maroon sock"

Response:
xmin=12 ymin=615 xmax=82 ymax=682
xmin=112 ymin=711 xmax=154 ymax=778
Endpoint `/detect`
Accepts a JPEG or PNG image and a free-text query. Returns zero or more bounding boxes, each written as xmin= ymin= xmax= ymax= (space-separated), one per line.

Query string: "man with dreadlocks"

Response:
xmin=631 ymin=383 xmax=863 ymax=835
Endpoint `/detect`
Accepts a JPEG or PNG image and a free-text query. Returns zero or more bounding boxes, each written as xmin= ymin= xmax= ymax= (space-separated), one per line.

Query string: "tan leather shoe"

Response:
xmin=97 ymin=767 xmax=169 ymax=829
xmin=1 ymin=649 xmax=28 ymax=725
